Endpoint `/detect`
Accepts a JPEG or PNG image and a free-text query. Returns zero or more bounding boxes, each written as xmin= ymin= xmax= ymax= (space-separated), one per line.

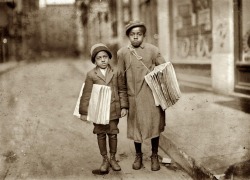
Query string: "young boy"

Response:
xmin=117 ymin=21 xmax=167 ymax=171
xmin=79 ymin=43 xmax=128 ymax=173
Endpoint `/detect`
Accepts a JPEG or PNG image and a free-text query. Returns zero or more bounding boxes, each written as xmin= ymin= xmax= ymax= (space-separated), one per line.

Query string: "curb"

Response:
xmin=0 ymin=61 xmax=26 ymax=75
xmin=159 ymin=134 xmax=216 ymax=180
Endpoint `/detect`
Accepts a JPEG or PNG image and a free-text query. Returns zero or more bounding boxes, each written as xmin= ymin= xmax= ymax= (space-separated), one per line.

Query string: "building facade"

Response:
xmin=76 ymin=0 xmax=122 ymax=64
xmin=1 ymin=0 xmax=78 ymax=61
xmin=0 ymin=0 xmax=22 ymax=62
xmin=0 ymin=0 xmax=41 ymax=62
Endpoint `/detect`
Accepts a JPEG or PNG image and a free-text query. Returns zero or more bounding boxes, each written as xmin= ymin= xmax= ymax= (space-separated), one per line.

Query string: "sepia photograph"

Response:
xmin=0 ymin=0 xmax=250 ymax=179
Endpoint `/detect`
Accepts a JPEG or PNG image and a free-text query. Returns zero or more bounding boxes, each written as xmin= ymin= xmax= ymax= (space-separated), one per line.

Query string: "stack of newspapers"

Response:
xmin=144 ymin=62 xmax=181 ymax=110
xmin=87 ymin=84 xmax=111 ymax=124
xmin=73 ymin=84 xmax=111 ymax=125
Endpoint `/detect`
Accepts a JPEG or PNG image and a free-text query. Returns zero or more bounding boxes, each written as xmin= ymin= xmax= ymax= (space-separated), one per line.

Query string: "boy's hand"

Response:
xmin=121 ymin=108 xmax=128 ymax=117
xmin=80 ymin=115 xmax=88 ymax=122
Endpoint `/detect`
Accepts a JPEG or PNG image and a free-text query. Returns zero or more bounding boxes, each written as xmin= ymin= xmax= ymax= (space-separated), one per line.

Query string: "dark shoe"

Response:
xmin=151 ymin=153 xmax=160 ymax=171
xmin=100 ymin=155 xmax=110 ymax=172
xmin=110 ymin=153 xmax=121 ymax=171
xmin=132 ymin=153 xmax=143 ymax=170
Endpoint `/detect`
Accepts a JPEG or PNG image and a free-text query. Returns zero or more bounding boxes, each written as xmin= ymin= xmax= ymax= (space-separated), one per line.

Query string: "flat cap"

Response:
xmin=90 ymin=43 xmax=112 ymax=64
xmin=125 ymin=20 xmax=146 ymax=36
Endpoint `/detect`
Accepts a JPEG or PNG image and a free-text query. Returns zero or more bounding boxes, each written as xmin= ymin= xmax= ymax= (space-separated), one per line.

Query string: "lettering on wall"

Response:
xmin=215 ymin=21 xmax=228 ymax=50
xmin=175 ymin=0 xmax=212 ymax=59
xmin=242 ymin=30 xmax=250 ymax=61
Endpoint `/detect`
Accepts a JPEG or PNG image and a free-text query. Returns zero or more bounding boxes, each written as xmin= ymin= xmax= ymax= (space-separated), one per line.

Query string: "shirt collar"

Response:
xmin=95 ymin=64 xmax=110 ymax=72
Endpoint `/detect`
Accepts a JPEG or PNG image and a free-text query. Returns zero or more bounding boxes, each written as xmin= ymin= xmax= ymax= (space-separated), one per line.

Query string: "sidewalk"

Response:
xmin=160 ymin=85 xmax=250 ymax=179
xmin=0 ymin=61 xmax=18 ymax=74
xmin=0 ymin=60 xmax=26 ymax=75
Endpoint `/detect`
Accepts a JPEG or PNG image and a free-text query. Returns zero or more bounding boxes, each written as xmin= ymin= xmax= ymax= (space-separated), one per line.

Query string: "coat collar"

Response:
xmin=94 ymin=64 xmax=114 ymax=84
xmin=128 ymin=42 xmax=145 ymax=49
xmin=140 ymin=42 xmax=145 ymax=49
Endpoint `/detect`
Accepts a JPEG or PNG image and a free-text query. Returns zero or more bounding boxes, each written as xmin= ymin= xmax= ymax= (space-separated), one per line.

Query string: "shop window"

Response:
xmin=235 ymin=0 xmax=250 ymax=94
xmin=240 ymin=0 xmax=250 ymax=63
xmin=172 ymin=0 xmax=212 ymax=61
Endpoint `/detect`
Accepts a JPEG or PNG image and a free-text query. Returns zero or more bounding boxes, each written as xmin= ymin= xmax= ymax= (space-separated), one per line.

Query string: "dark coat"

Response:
xmin=79 ymin=65 xmax=128 ymax=120
xmin=117 ymin=42 xmax=166 ymax=142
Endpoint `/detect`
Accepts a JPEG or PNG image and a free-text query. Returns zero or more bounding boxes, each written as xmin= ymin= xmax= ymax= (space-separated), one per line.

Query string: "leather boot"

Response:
xmin=132 ymin=153 xmax=143 ymax=170
xmin=110 ymin=153 xmax=121 ymax=171
xmin=151 ymin=153 xmax=160 ymax=171
xmin=108 ymin=134 xmax=121 ymax=171
xmin=100 ymin=155 xmax=110 ymax=172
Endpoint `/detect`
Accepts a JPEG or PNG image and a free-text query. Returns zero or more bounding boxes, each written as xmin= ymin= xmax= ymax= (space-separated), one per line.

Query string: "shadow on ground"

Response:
xmin=180 ymin=85 xmax=250 ymax=114
xmin=215 ymin=97 xmax=250 ymax=114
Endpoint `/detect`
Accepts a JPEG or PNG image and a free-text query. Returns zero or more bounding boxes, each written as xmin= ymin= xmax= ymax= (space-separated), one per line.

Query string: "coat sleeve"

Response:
xmin=155 ymin=47 xmax=167 ymax=65
xmin=79 ymin=72 xmax=93 ymax=115
xmin=117 ymin=50 xmax=126 ymax=74
xmin=117 ymin=50 xmax=129 ymax=109
xmin=117 ymin=70 xmax=129 ymax=109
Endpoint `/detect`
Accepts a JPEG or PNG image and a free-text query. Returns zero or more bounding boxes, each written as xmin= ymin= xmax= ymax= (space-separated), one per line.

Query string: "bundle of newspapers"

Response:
xmin=87 ymin=84 xmax=111 ymax=124
xmin=144 ymin=62 xmax=181 ymax=110
xmin=73 ymin=82 xmax=85 ymax=119
xmin=73 ymin=83 xmax=111 ymax=125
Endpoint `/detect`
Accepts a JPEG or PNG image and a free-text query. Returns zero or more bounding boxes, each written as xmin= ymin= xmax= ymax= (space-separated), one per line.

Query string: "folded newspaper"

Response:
xmin=73 ymin=83 xmax=111 ymax=125
xmin=144 ymin=62 xmax=181 ymax=110
xmin=87 ymin=84 xmax=111 ymax=124
xmin=73 ymin=83 xmax=85 ymax=119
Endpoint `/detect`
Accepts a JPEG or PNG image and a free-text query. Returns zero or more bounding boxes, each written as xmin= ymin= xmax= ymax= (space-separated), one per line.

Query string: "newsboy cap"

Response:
xmin=125 ymin=20 xmax=146 ymax=36
xmin=90 ymin=43 xmax=112 ymax=64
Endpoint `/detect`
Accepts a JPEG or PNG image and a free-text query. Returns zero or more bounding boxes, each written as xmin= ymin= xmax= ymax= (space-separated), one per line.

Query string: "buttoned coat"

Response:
xmin=117 ymin=42 xmax=166 ymax=143
xmin=79 ymin=65 xmax=128 ymax=120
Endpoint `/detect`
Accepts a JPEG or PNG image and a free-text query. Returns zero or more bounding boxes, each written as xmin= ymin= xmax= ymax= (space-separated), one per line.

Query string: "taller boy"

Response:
xmin=117 ymin=21 xmax=167 ymax=171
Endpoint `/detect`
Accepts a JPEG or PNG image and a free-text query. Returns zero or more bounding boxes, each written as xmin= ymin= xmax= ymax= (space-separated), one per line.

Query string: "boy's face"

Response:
xmin=128 ymin=27 xmax=145 ymax=48
xmin=95 ymin=51 xmax=110 ymax=69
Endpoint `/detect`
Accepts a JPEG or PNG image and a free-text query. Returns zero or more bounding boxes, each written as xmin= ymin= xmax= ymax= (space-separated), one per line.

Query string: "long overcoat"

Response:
xmin=79 ymin=65 xmax=128 ymax=120
xmin=117 ymin=42 xmax=166 ymax=143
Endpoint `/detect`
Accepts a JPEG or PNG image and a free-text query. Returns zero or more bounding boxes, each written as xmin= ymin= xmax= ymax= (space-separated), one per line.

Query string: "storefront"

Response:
xmin=166 ymin=0 xmax=250 ymax=96
xmin=169 ymin=0 xmax=212 ymax=88
xmin=234 ymin=0 xmax=250 ymax=94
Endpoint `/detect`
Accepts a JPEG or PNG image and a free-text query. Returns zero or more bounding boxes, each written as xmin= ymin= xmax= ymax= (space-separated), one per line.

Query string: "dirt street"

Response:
xmin=0 ymin=58 xmax=192 ymax=180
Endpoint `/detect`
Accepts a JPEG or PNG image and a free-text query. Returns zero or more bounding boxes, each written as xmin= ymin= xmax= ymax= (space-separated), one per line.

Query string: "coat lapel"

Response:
xmin=95 ymin=67 xmax=106 ymax=82
xmin=94 ymin=66 xmax=114 ymax=84
xmin=105 ymin=66 xmax=114 ymax=84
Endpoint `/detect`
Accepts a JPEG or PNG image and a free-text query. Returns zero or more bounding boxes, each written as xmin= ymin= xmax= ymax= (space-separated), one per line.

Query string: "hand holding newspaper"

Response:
xmin=73 ymin=83 xmax=111 ymax=125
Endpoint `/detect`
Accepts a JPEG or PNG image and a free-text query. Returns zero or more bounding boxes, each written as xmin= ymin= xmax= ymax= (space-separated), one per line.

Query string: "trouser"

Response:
xmin=134 ymin=136 xmax=159 ymax=154
xmin=97 ymin=133 xmax=117 ymax=156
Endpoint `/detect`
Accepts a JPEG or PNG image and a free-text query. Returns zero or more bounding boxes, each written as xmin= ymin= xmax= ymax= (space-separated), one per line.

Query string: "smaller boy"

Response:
xmin=79 ymin=43 xmax=128 ymax=173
